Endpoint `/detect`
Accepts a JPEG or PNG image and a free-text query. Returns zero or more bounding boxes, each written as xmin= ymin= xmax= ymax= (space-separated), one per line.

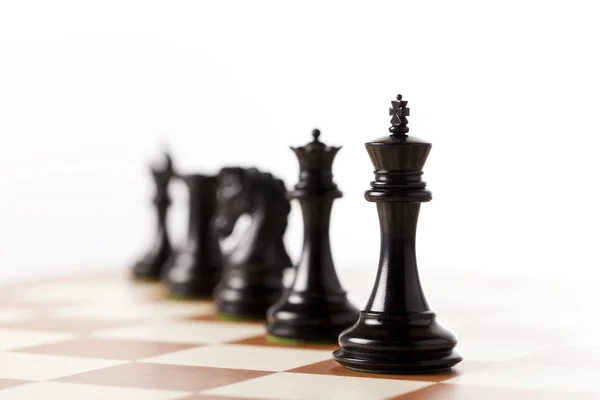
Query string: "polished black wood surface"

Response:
xmin=213 ymin=167 xmax=292 ymax=320
xmin=333 ymin=95 xmax=462 ymax=373
xmin=164 ymin=174 xmax=223 ymax=298
xmin=132 ymin=151 xmax=174 ymax=281
xmin=267 ymin=130 xmax=358 ymax=342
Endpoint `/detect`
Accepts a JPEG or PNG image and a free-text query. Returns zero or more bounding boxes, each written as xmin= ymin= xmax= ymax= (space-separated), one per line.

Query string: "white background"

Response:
xmin=1 ymin=0 xmax=599 ymax=283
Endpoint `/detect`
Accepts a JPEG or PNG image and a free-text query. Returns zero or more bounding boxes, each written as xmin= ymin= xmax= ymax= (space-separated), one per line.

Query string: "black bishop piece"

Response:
xmin=267 ymin=129 xmax=359 ymax=343
xmin=333 ymin=95 xmax=462 ymax=373
xmin=132 ymin=150 xmax=175 ymax=281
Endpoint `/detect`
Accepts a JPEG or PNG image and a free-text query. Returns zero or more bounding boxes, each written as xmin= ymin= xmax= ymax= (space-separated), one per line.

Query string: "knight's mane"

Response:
xmin=238 ymin=169 xmax=289 ymax=232
xmin=256 ymin=171 xmax=290 ymax=216
xmin=218 ymin=167 xmax=289 ymax=218
xmin=218 ymin=167 xmax=246 ymax=180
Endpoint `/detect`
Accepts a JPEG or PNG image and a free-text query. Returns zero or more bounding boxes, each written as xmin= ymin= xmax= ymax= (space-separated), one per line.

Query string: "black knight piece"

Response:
xmin=267 ymin=129 xmax=358 ymax=343
xmin=333 ymin=95 xmax=462 ymax=373
xmin=164 ymin=174 xmax=223 ymax=298
xmin=132 ymin=150 xmax=175 ymax=281
xmin=213 ymin=167 xmax=293 ymax=320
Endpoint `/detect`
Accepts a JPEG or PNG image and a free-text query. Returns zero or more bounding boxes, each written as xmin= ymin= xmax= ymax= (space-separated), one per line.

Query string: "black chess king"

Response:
xmin=333 ymin=95 xmax=462 ymax=374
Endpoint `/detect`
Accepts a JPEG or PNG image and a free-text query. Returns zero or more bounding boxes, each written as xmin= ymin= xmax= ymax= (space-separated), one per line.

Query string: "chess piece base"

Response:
xmin=165 ymin=271 xmax=221 ymax=299
xmin=217 ymin=312 xmax=265 ymax=322
xmin=267 ymin=292 xmax=359 ymax=343
xmin=132 ymin=245 xmax=171 ymax=281
xmin=333 ymin=311 xmax=461 ymax=374
xmin=164 ymin=253 xmax=222 ymax=299
xmin=266 ymin=335 xmax=327 ymax=345
xmin=215 ymin=266 xmax=284 ymax=320
xmin=332 ymin=348 xmax=461 ymax=374
xmin=215 ymin=298 xmax=279 ymax=320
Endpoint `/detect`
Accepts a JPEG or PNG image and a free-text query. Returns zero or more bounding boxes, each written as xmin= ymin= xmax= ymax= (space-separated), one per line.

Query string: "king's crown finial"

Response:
xmin=389 ymin=94 xmax=410 ymax=138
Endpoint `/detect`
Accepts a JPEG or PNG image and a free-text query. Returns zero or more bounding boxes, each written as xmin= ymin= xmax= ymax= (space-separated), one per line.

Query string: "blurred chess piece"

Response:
xmin=164 ymin=174 xmax=223 ymax=298
xmin=213 ymin=167 xmax=293 ymax=320
xmin=131 ymin=150 xmax=175 ymax=281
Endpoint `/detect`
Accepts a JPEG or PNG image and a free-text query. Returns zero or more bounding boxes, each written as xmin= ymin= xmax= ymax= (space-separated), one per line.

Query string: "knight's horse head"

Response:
xmin=214 ymin=167 xmax=290 ymax=239
xmin=214 ymin=167 xmax=255 ymax=238
xmin=214 ymin=167 xmax=292 ymax=272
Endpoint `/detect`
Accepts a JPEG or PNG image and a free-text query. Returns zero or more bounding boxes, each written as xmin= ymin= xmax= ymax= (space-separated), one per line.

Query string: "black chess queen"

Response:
xmin=267 ymin=129 xmax=359 ymax=343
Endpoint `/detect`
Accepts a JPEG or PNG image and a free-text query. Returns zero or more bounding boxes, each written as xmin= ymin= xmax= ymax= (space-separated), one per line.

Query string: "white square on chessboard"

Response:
xmin=49 ymin=300 xmax=214 ymax=320
xmin=454 ymin=339 xmax=547 ymax=362
xmin=446 ymin=363 xmax=600 ymax=394
xmin=18 ymin=281 xmax=160 ymax=304
xmin=0 ymin=307 xmax=36 ymax=324
xmin=485 ymin=309 xmax=600 ymax=332
xmin=0 ymin=328 xmax=76 ymax=351
xmin=143 ymin=344 xmax=332 ymax=371
xmin=92 ymin=320 xmax=265 ymax=344
xmin=0 ymin=382 xmax=190 ymax=400
xmin=425 ymin=284 xmax=538 ymax=311
xmin=0 ymin=353 xmax=124 ymax=380
xmin=566 ymin=338 xmax=600 ymax=347
xmin=203 ymin=372 xmax=433 ymax=400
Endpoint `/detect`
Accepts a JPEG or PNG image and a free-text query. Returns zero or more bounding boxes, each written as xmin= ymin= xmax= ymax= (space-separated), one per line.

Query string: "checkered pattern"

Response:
xmin=0 ymin=269 xmax=598 ymax=399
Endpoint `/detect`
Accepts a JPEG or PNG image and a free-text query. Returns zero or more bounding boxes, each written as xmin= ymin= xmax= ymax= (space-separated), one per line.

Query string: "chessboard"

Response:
xmin=0 ymin=268 xmax=598 ymax=400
